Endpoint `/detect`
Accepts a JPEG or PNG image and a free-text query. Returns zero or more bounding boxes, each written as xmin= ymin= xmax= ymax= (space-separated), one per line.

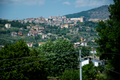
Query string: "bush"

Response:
xmin=59 ymin=68 xmax=79 ymax=80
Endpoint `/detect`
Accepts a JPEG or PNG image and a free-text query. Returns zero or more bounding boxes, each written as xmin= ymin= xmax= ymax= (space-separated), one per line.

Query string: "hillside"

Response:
xmin=0 ymin=19 xmax=99 ymax=48
xmin=64 ymin=5 xmax=110 ymax=19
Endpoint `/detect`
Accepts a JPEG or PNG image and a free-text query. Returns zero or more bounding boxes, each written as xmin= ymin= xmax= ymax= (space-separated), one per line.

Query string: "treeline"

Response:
xmin=0 ymin=39 xmax=105 ymax=80
xmin=0 ymin=20 xmax=29 ymax=28
xmin=0 ymin=39 xmax=79 ymax=79
xmin=78 ymin=21 xmax=98 ymax=28
xmin=0 ymin=40 xmax=48 ymax=80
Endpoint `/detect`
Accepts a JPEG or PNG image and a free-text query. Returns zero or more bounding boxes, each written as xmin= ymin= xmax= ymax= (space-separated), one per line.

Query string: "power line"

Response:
xmin=0 ymin=51 xmax=78 ymax=62
xmin=103 ymin=66 xmax=120 ymax=75
xmin=0 ymin=51 xmax=78 ymax=71
xmin=102 ymin=53 xmax=120 ymax=55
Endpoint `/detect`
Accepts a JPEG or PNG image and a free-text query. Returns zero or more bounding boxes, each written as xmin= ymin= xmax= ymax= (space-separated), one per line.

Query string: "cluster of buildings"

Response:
xmin=14 ymin=15 xmax=87 ymax=27
xmin=4 ymin=23 xmax=56 ymax=40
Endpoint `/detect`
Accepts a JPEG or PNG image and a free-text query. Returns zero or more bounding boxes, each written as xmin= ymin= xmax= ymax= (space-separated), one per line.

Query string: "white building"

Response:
xmin=81 ymin=59 xmax=89 ymax=66
xmin=79 ymin=58 xmax=102 ymax=67
xmin=70 ymin=16 xmax=86 ymax=22
xmin=90 ymin=51 xmax=97 ymax=54
xmin=5 ymin=23 xmax=11 ymax=28
xmin=81 ymin=42 xmax=87 ymax=46
xmin=74 ymin=42 xmax=80 ymax=45
xmin=42 ymin=34 xmax=47 ymax=39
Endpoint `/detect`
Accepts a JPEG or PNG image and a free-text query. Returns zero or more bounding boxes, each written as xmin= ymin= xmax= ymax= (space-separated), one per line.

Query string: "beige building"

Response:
xmin=5 ymin=23 xmax=11 ymax=28
xmin=61 ymin=24 xmax=69 ymax=28
xmin=71 ymin=16 xmax=86 ymax=22
xmin=38 ymin=42 xmax=45 ymax=46
xmin=26 ymin=43 xmax=33 ymax=47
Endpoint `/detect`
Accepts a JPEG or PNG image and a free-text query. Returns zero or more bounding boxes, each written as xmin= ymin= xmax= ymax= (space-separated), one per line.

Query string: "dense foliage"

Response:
xmin=59 ymin=68 xmax=79 ymax=80
xmin=38 ymin=39 xmax=79 ymax=76
xmin=82 ymin=63 xmax=96 ymax=80
xmin=0 ymin=40 xmax=48 ymax=80
xmin=95 ymin=0 xmax=120 ymax=79
xmin=81 ymin=46 xmax=90 ymax=57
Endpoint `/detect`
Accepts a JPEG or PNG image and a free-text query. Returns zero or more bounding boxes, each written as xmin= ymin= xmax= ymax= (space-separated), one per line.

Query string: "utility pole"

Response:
xmin=93 ymin=49 xmax=95 ymax=66
xmin=79 ymin=50 xmax=82 ymax=80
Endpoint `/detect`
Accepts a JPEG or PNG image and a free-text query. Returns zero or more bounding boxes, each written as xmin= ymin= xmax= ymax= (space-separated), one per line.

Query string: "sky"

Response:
xmin=0 ymin=0 xmax=114 ymax=20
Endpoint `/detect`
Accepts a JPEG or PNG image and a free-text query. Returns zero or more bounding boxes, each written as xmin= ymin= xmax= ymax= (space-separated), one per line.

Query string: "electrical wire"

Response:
xmin=0 ymin=51 xmax=78 ymax=62
xmin=102 ymin=53 xmax=120 ymax=55
xmin=102 ymin=66 xmax=120 ymax=75
xmin=0 ymin=51 xmax=78 ymax=71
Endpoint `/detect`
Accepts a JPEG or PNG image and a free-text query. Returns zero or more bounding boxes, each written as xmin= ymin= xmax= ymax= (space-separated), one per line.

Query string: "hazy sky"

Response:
xmin=0 ymin=0 xmax=114 ymax=20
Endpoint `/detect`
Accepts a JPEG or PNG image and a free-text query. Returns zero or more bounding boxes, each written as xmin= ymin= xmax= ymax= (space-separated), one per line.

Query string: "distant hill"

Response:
xmin=64 ymin=5 xmax=110 ymax=19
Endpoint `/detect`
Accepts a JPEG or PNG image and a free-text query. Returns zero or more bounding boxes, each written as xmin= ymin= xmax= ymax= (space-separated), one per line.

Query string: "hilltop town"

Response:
xmin=13 ymin=15 xmax=87 ymax=26
xmin=0 ymin=15 xmax=101 ymax=49
xmin=11 ymin=15 xmax=107 ymax=25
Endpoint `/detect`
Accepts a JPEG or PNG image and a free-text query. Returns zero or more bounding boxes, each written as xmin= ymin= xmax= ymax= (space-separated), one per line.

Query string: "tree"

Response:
xmin=95 ymin=0 xmax=120 ymax=79
xmin=82 ymin=63 xmax=96 ymax=80
xmin=38 ymin=39 xmax=79 ymax=76
xmin=81 ymin=46 xmax=90 ymax=57
xmin=59 ymin=68 xmax=79 ymax=80
xmin=0 ymin=40 xmax=48 ymax=80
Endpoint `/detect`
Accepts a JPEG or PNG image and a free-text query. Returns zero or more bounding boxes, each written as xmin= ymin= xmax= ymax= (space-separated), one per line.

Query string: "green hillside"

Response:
xmin=64 ymin=5 xmax=110 ymax=19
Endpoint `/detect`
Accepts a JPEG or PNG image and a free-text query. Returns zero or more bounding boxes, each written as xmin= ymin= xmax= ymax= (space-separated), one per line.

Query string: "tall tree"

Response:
xmin=38 ymin=39 xmax=79 ymax=76
xmin=95 ymin=0 xmax=120 ymax=79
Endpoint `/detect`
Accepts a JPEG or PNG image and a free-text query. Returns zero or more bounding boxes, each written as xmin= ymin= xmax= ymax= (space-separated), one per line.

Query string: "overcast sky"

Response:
xmin=0 ymin=0 xmax=114 ymax=20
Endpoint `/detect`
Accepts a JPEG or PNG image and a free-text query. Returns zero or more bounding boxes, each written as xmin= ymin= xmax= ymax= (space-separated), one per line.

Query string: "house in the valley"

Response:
xmin=42 ymin=34 xmax=47 ymax=39
xmin=47 ymin=33 xmax=52 ymax=35
xmin=74 ymin=42 xmax=80 ymax=45
xmin=90 ymin=49 xmax=97 ymax=54
xmin=38 ymin=42 xmax=45 ymax=46
xmin=27 ymin=26 xmax=31 ymax=29
xmin=33 ymin=31 xmax=38 ymax=36
xmin=78 ymin=58 xmax=104 ymax=67
xmin=27 ymin=33 xmax=33 ymax=36
xmin=18 ymin=31 xmax=23 ymax=35
xmin=81 ymin=37 xmax=84 ymax=42
xmin=34 ymin=27 xmax=39 ymax=31
xmin=61 ymin=24 xmax=69 ymax=28
xmin=5 ymin=23 xmax=11 ymax=28
xmin=11 ymin=32 xmax=17 ymax=36
xmin=37 ymin=31 xmax=43 ymax=35
xmin=39 ymin=27 xmax=44 ymax=30
xmin=19 ymin=27 xmax=24 ymax=30
xmin=26 ymin=43 xmax=33 ymax=47
xmin=81 ymin=42 xmax=87 ymax=46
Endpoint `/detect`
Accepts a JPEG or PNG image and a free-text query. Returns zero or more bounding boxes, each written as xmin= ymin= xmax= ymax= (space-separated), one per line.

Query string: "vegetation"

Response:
xmin=82 ymin=63 xmax=96 ymax=80
xmin=59 ymin=68 xmax=79 ymax=80
xmin=64 ymin=5 xmax=109 ymax=19
xmin=0 ymin=40 xmax=48 ymax=80
xmin=38 ymin=39 xmax=79 ymax=76
xmin=0 ymin=20 xmax=29 ymax=29
xmin=95 ymin=0 xmax=120 ymax=79
xmin=81 ymin=46 xmax=90 ymax=57
xmin=0 ymin=3 xmax=113 ymax=80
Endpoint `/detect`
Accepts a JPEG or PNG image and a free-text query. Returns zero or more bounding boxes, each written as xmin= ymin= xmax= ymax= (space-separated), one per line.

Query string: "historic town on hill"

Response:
xmin=0 ymin=15 xmax=107 ymax=49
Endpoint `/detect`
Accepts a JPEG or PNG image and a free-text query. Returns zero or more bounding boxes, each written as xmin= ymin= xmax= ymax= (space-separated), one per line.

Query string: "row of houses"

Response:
xmin=11 ymin=31 xmax=23 ymax=36
xmin=74 ymin=42 xmax=88 ymax=47
xmin=12 ymin=15 xmax=87 ymax=27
